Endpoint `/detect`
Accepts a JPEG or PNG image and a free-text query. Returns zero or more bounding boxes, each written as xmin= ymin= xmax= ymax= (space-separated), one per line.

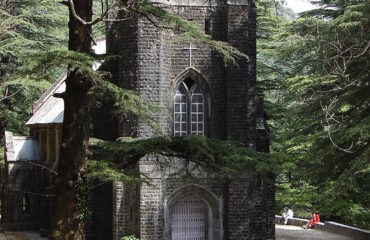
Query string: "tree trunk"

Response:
xmin=50 ymin=1 xmax=93 ymax=239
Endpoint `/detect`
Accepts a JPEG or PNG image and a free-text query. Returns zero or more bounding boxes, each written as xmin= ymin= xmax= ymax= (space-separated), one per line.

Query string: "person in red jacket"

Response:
xmin=309 ymin=212 xmax=316 ymax=228
xmin=303 ymin=211 xmax=321 ymax=229
xmin=304 ymin=212 xmax=321 ymax=229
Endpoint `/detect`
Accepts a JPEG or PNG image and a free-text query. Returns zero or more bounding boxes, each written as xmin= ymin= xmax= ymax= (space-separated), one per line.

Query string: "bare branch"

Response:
xmin=67 ymin=0 xmax=109 ymax=26
xmin=19 ymin=160 xmax=58 ymax=176
xmin=0 ymin=85 xmax=24 ymax=102
xmin=4 ymin=184 xmax=55 ymax=197
xmin=354 ymin=40 xmax=370 ymax=58
xmin=102 ymin=16 xmax=133 ymax=22
xmin=320 ymin=100 xmax=354 ymax=153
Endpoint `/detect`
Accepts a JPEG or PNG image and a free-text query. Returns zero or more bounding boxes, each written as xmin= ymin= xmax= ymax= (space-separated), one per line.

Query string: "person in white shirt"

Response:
xmin=284 ymin=207 xmax=294 ymax=225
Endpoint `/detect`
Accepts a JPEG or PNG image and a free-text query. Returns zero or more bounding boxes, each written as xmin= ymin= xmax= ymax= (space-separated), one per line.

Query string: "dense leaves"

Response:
xmin=87 ymin=136 xmax=275 ymax=182
xmin=1 ymin=0 xmax=368 ymax=232
xmin=262 ymin=0 xmax=370 ymax=229
xmin=0 ymin=0 xmax=68 ymax=142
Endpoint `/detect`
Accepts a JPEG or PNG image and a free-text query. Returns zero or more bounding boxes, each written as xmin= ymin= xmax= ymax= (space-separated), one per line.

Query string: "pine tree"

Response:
xmin=0 ymin=0 xmax=68 ymax=148
xmin=275 ymin=0 xmax=369 ymax=228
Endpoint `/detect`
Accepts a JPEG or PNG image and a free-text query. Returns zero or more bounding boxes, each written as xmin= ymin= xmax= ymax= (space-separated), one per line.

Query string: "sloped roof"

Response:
xmin=26 ymin=39 xmax=106 ymax=126
xmin=26 ymin=74 xmax=66 ymax=126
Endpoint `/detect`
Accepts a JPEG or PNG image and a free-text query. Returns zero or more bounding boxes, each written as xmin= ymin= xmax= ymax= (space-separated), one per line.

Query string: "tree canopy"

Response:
xmin=257 ymin=0 xmax=369 ymax=229
xmin=0 ymin=0 xmax=369 ymax=235
xmin=0 ymin=0 xmax=68 ymax=141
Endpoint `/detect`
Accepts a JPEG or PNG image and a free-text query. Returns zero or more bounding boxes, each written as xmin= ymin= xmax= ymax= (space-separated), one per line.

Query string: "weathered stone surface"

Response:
xmin=2 ymin=1 xmax=273 ymax=239
xmin=103 ymin=1 xmax=273 ymax=239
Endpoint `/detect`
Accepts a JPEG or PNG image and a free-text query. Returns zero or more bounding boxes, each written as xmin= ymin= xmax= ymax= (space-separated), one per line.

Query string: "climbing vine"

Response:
xmin=74 ymin=167 xmax=91 ymax=224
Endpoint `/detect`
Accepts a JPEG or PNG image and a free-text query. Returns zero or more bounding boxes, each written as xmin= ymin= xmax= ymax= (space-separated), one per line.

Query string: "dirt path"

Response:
xmin=0 ymin=226 xmax=355 ymax=240
xmin=0 ymin=232 xmax=47 ymax=240
xmin=276 ymin=224 xmax=354 ymax=240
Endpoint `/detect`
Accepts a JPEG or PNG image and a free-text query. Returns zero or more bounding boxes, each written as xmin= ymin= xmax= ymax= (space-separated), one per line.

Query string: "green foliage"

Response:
xmin=90 ymin=77 xmax=161 ymax=134
xmin=74 ymin=169 xmax=91 ymax=222
xmin=121 ymin=236 xmax=139 ymax=240
xmin=0 ymin=146 xmax=4 ymax=166
xmin=276 ymin=183 xmax=319 ymax=219
xmin=261 ymin=0 xmax=370 ymax=229
xmin=0 ymin=0 xmax=68 ymax=58
xmin=0 ymin=0 xmax=68 ymax=143
xmin=87 ymin=136 xmax=275 ymax=183
xmin=2 ymin=0 xmax=368 ymax=231
xmin=86 ymin=159 xmax=142 ymax=184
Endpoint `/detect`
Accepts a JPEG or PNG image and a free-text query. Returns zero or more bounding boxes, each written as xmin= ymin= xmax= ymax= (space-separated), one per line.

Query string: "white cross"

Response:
xmin=183 ymin=42 xmax=197 ymax=67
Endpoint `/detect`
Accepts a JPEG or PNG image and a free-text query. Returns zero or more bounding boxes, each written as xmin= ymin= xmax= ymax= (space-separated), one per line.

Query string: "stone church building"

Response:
xmin=2 ymin=0 xmax=274 ymax=239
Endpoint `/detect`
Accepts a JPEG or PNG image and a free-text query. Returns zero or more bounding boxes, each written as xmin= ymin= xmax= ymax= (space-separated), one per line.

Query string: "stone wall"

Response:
xmin=137 ymin=155 xmax=274 ymax=240
xmin=2 ymin=162 xmax=42 ymax=231
xmin=139 ymin=157 xmax=226 ymax=240
xmin=107 ymin=4 xmax=229 ymax=139
xmin=104 ymin=0 xmax=273 ymax=239
xmin=113 ymin=182 xmax=124 ymax=240
xmin=108 ymin=1 xmax=260 ymax=143
xmin=85 ymin=181 xmax=114 ymax=240
xmin=226 ymin=2 xmax=256 ymax=147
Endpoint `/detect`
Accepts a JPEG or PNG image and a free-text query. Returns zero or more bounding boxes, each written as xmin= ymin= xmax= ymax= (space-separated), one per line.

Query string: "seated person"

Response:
xmin=308 ymin=212 xmax=316 ymax=229
xmin=304 ymin=211 xmax=320 ymax=229
xmin=280 ymin=207 xmax=288 ymax=224
xmin=284 ymin=208 xmax=294 ymax=225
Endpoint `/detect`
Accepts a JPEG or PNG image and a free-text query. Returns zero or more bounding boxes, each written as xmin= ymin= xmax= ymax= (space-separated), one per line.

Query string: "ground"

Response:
xmin=276 ymin=224 xmax=354 ymax=240
xmin=0 ymin=226 xmax=354 ymax=240
xmin=0 ymin=232 xmax=47 ymax=240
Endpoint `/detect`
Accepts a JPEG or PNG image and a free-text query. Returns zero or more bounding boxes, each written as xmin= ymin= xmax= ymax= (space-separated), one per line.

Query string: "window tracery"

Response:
xmin=174 ymin=79 xmax=205 ymax=136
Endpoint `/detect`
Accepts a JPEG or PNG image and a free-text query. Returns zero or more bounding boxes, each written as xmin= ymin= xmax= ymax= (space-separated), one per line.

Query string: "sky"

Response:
xmin=285 ymin=0 xmax=318 ymax=13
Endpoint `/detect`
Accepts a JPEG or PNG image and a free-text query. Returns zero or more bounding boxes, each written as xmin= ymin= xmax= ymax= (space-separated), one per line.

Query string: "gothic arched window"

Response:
xmin=174 ymin=79 xmax=205 ymax=136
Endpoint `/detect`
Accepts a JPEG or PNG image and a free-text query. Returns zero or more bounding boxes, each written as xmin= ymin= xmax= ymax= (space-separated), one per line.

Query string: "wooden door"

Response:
xmin=171 ymin=193 xmax=206 ymax=240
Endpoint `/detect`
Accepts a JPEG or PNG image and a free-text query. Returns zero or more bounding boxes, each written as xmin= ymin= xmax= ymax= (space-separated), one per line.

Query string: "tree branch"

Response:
xmin=0 ymin=86 xmax=23 ymax=101
xmin=64 ymin=0 xmax=109 ymax=26
xmin=320 ymin=99 xmax=354 ymax=153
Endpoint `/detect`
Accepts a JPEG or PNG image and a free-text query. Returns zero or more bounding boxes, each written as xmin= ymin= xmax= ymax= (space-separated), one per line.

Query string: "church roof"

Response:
xmin=26 ymin=74 xmax=66 ymax=126
xmin=26 ymin=39 xmax=106 ymax=126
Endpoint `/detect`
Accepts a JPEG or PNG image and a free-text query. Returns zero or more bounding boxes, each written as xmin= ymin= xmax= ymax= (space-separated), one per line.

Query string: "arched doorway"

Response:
xmin=164 ymin=184 xmax=222 ymax=240
xmin=171 ymin=192 xmax=207 ymax=240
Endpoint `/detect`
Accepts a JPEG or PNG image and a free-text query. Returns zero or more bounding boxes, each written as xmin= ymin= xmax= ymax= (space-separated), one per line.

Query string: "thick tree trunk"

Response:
xmin=50 ymin=1 xmax=93 ymax=239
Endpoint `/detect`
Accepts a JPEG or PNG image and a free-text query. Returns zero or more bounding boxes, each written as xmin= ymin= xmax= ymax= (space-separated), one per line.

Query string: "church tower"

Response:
xmin=1 ymin=1 xmax=272 ymax=239
xmin=103 ymin=0 xmax=274 ymax=239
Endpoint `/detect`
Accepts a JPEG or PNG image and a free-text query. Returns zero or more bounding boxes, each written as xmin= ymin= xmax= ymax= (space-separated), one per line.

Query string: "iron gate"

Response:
xmin=171 ymin=193 xmax=207 ymax=240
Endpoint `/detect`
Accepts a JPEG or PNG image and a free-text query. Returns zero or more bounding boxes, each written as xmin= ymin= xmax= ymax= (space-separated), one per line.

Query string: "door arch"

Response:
xmin=171 ymin=192 xmax=207 ymax=239
xmin=164 ymin=184 xmax=222 ymax=240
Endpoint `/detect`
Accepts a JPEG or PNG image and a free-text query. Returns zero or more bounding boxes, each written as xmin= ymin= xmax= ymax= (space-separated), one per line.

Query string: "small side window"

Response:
xmin=22 ymin=193 xmax=30 ymax=214
xmin=205 ymin=19 xmax=211 ymax=35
